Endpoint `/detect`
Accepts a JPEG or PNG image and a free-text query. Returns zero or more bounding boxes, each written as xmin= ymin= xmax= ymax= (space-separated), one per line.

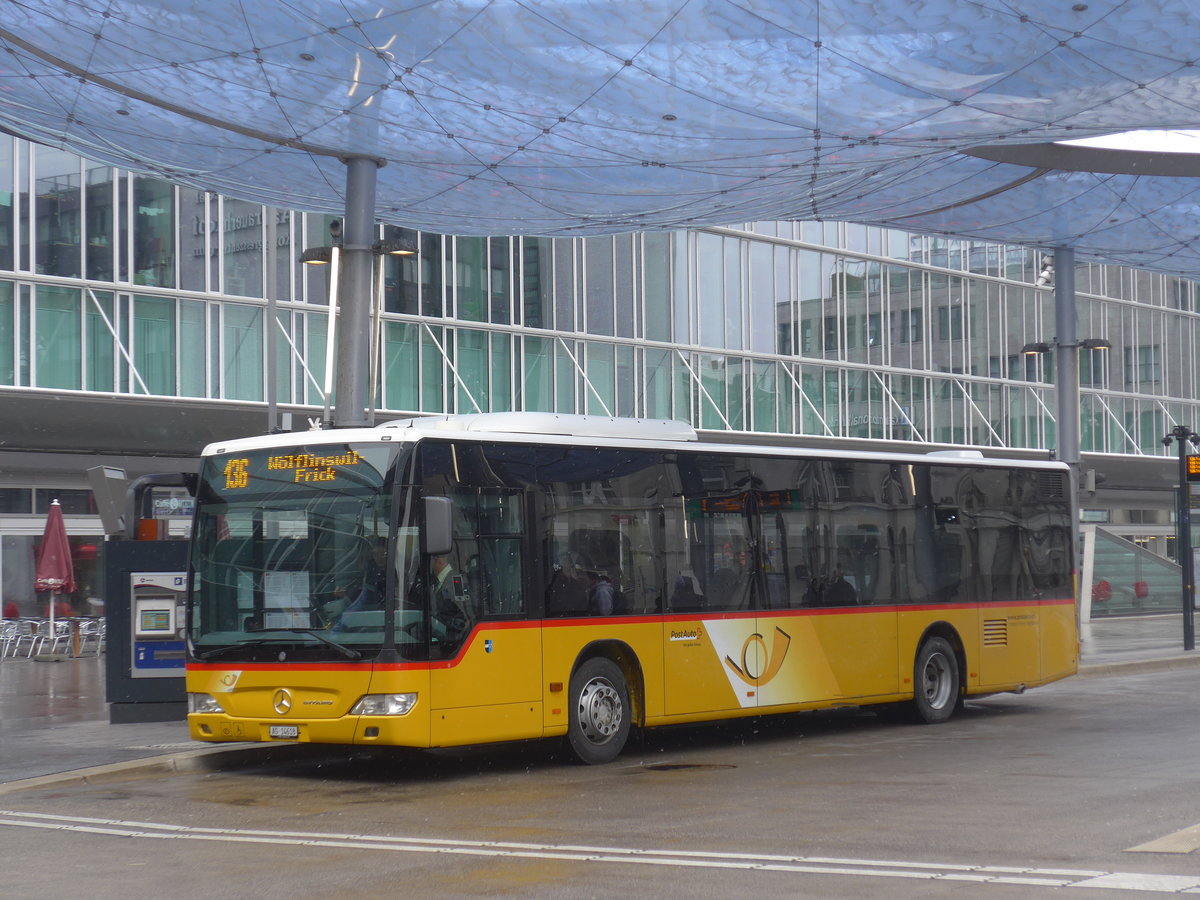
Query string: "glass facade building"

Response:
xmin=2 ymin=136 xmax=1198 ymax=617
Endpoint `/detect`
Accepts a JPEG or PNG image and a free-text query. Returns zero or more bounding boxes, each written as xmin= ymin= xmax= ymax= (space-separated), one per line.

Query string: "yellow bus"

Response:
xmin=186 ymin=413 xmax=1078 ymax=764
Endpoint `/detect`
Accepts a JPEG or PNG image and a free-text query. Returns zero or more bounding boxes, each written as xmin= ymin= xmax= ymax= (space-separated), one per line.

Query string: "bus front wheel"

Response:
xmin=912 ymin=636 xmax=960 ymax=724
xmin=567 ymin=657 xmax=631 ymax=765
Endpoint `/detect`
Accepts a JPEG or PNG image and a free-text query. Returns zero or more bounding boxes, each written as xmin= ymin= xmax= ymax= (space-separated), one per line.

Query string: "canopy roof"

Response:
xmin=5 ymin=1 xmax=1200 ymax=276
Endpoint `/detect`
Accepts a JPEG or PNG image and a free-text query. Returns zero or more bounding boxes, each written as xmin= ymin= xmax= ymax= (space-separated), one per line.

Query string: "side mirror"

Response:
xmin=423 ymin=496 xmax=453 ymax=556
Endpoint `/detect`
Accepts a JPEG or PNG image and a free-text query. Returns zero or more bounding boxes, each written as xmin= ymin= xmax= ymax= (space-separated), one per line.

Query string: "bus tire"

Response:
xmin=567 ymin=657 xmax=631 ymax=765
xmin=912 ymin=636 xmax=960 ymax=724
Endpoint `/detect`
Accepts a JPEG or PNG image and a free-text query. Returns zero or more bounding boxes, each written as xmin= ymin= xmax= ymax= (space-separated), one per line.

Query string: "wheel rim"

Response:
xmin=577 ymin=676 xmax=623 ymax=744
xmin=921 ymin=651 xmax=953 ymax=710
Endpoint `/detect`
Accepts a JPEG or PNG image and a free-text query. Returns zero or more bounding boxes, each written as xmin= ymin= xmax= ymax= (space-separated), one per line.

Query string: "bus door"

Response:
xmin=425 ymin=487 xmax=543 ymax=746
xmin=752 ymin=499 xmax=898 ymax=707
xmin=744 ymin=493 xmax=842 ymax=709
xmin=663 ymin=493 xmax=756 ymax=716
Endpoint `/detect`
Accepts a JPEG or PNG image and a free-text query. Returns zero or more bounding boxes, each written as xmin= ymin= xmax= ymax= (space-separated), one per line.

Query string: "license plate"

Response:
xmin=269 ymin=725 xmax=299 ymax=739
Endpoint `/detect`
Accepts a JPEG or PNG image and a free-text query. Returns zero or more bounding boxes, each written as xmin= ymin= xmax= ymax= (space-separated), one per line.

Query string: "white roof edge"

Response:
xmin=377 ymin=412 xmax=699 ymax=442
xmin=200 ymin=418 xmax=1066 ymax=470
xmin=925 ymin=449 xmax=986 ymax=459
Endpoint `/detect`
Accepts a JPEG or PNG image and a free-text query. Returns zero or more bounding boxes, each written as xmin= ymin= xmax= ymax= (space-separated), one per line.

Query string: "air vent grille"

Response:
xmin=983 ymin=618 xmax=1009 ymax=647
xmin=1037 ymin=472 xmax=1066 ymax=499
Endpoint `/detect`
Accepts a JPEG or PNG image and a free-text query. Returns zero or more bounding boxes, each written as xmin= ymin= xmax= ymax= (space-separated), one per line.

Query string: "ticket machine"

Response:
xmin=104 ymin=540 xmax=189 ymax=723
xmin=131 ymin=572 xmax=186 ymax=677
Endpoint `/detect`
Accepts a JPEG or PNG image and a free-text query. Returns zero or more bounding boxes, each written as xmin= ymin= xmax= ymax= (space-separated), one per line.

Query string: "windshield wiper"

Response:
xmin=266 ymin=627 xmax=362 ymax=660
xmin=195 ymin=629 xmax=361 ymax=661
xmin=195 ymin=639 xmax=274 ymax=660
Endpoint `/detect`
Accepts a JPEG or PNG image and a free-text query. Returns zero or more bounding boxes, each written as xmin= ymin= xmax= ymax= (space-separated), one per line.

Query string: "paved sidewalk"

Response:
xmin=1 ymin=613 xmax=1197 ymax=788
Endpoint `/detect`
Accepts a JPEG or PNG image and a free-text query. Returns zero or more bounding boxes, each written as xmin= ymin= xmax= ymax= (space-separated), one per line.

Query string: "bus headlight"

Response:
xmin=188 ymin=693 xmax=226 ymax=714
xmin=350 ymin=693 xmax=418 ymax=716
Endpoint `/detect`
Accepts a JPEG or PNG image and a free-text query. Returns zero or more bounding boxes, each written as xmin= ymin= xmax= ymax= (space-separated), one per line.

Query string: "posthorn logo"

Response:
xmin=724 ymin=626 xmax=792 ymax=686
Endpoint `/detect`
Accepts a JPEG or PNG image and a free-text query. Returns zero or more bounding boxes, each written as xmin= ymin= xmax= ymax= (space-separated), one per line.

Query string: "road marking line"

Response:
xmin=1127 ymin=823 xmax=1200 ymax=854
xmin=2 ymin=810 xmax=1198 ymax=893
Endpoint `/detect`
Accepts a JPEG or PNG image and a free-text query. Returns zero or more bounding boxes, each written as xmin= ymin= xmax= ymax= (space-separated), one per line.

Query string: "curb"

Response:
xmin=1076 ymin=653 xmax=1200 ymax=678
xmin=0 ymin=742 xmax=322 ymax=796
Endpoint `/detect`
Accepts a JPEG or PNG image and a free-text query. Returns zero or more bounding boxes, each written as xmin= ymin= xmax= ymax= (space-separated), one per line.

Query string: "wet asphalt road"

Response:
xmin=2 ymin=665 xmax=1200 ymax=899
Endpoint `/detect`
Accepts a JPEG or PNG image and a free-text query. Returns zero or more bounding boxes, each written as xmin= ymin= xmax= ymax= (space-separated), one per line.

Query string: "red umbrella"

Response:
xmin=35 ymin=500 xmax=75 ymax=636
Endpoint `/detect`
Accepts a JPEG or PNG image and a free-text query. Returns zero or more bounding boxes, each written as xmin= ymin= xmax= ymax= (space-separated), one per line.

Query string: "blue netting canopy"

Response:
xmin=5 ymin=1 xmax=1200 ymax=275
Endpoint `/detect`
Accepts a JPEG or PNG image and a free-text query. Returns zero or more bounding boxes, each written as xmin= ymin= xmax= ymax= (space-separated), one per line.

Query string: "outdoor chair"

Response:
xmin=10 ymin=618 xmax=44 ymax=658
xmin=0 ymin=619 xmax=18 ymax=658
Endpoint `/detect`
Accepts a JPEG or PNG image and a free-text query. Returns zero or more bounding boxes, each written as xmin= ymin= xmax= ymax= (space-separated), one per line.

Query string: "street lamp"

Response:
xmin=1021 ymin=338 xmax=1112 ymax=354
xmin=1162 ymin=424 xmax=1200 ymax=651
xmin=299 ymin=227 xmax=417 ymax=426
xmin=301 ymin=236 xmax=415 ymax=264
xmin=1019 ymin=336 xmax=1111 ymax=470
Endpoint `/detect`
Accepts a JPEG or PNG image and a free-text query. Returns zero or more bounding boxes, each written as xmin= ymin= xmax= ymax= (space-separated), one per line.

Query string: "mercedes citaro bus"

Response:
xmin=185 ymin=413 xmax=1077 ymax=764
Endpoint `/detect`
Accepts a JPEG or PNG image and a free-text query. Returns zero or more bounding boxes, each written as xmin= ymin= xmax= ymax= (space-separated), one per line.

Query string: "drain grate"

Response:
xmin=640 ymin=763 xmax=736 ymax=772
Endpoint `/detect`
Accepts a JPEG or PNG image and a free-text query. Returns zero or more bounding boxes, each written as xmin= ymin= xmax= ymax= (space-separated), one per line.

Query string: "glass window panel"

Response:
xmin=0 ymin=487 xmax=31 ymax=513
xmin=555 ymin=340 xmax=575 ymax=413
xmin=306 ymin=310 xmax=329 ymax=406
xmin=85 ymin=163 xmax=115 ymax=281
xmin=420 ymin=232 xmax=445 ymax=317
xmin=456 ymin=327 xmax=488 ymax=412
xmin=179 ymin=299 xmax=207 ymax=397
xmin=382 ymin=321 xmax=418 ymax=412
xmin=34 ymin=488 xmax=95 ymax=515
xmin=220 ymin=197 xmax=261 ymax=297
xmin=455 ymin=236 xmax=486 ymax=322
xmin=585 ymin=341 xmax=614 ymax=416
xmin=265 ymin=207 xmax=291 ymax=303
xmin=748 ymin=240 xmax=773 ymax=352
xmin=752 ymin=360 xmax=778 ymax=432
xmin=222 ymin=303 xmax=262 ymax=400
xmin=35 ymin=146 xmax=80 ymax=278
xmin=178 ymin=189 xmax=209 ymax=292
xmin=0 ymin=137 xmax=14 ymax=272
xmin=672 ymin=233 xmax=690 ymax=343
xmin=489 ymin=236 xmax=511 ymax=324
xmin=421 ymin=325 xmax=445 ymax=412
xmin=615 ymin=235 xmax=636 ymax=340
xmin=84 ymin=289 xmax=115 ymax=392
xmin=538 ymin=447 xmax=667 ymax=618
xmin=699 ymin=354 xmax=726 ymax=429
xmin=643 ymin=347 xmax=673 ymax=420
xmin=490 ymin=332 xmax=512 ymax=410
xmin=133 ymin=176 xmax=174 ymax=287
xmin=521 ymin=334 xmax=553 ymax=412
xmin=697 ymin=233 xmax=723 ymax=347
xmin=520 ymin=237 xmax=551 ymax=329
xmin=0 ymin=279 xmax=12 ymax=385
xmin=643 ymin=232 xmax=671 ymax=342
xmin=380 ymin=225 xmax=420 ymax=314
xmin=584 ymin=236 xmax=615 ymax=336
xmin=34 ymin=285 xmax=81 ymax=389
xmin=134 ymin=295 xmax=176 ymax=395
xmin=302 ymin=213 xmax=337 ymax=306
xmin=724 ymin=236 xmax=742 ymax=350
xmin=615 ymin=343 xmax=635 ymax=417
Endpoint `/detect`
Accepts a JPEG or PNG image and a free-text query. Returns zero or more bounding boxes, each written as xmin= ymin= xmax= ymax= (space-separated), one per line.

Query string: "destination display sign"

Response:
xmin=220 ymin=447 xmax=369 ymax=491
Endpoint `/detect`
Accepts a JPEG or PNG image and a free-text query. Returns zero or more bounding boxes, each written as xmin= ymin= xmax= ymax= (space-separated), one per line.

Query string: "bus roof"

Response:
xmin=200 ymin=413 xmax=1068 ymax=473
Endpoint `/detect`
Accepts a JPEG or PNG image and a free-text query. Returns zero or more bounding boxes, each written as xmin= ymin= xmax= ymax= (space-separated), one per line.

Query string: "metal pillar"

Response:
xmin=332 ymin=156 xmax=381 ymax=429
xmin=1050 ymin=246 xmax=1083 ymax=536
xmin=1053 ymin=246 xmax=1080 ymax=471
xmin=1166 ymin=425 xmax=1197 ymax=651
xmin=265 ymin=209 xmax=278 ymax=433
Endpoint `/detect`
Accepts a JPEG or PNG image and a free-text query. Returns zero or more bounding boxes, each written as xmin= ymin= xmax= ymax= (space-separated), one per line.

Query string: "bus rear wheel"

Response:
xmin=567 ymin=657 xmax=631 ymax=765
xmin=912 ymin=636 xmax=960 ymax=724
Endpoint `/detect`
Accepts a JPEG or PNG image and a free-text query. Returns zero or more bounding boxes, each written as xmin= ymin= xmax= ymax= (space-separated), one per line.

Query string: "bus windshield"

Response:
xmin=188 ymin=442 xmax=413 ymax=662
